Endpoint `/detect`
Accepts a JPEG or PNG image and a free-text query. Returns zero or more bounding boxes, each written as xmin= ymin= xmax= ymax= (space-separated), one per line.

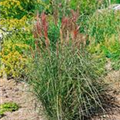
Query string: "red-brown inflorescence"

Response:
xmin=32 ymin=10 xmax=88 ymax=56
xmin=33 ymin=12 xmax=50 ymax=50
xmin=41 ymin=12 xmax=50 ymax=48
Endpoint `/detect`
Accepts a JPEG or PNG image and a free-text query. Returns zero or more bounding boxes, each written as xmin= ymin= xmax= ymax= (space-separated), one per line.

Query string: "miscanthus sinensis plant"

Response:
xmin=27 ymin=11 xmax=107 ymax=120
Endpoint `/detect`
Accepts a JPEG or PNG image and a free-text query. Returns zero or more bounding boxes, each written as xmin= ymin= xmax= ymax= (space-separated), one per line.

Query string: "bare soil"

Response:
xmin=0 ymin=79 xmax=46 ymax=120
xmin=105 ymin=70 xmax=120 ymax=119
xmin=92 ymin=70 xmax=120 ymax=120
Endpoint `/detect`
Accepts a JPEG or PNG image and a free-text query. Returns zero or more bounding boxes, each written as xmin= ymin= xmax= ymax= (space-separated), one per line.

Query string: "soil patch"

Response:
xmin=0 ymin=79 xmax=46 ymax=120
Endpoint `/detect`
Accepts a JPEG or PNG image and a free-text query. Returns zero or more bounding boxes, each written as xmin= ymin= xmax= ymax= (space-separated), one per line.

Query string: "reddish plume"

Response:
xmin=71 ymin=9 xmax=79 ymax=23
xmin=61 ymin=17 xmax=69 ymax=29
xmin=41 ymin=12 xmax=50 ymax=48
xmin=41 ymin=13 xmax=48 ymax=37
xmin=73 ymin=26 xmax=80 ymax=39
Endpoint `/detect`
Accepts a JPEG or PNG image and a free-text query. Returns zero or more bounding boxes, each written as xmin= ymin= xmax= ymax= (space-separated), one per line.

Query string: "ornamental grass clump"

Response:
xmin=28 ymin=11 xmax=107 ymax=120
xmin=29 ymin=44 xmax=106 ymax=120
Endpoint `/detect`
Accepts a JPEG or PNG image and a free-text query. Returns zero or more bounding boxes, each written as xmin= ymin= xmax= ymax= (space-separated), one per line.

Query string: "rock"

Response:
xmin=14 ymin=88 xmax=19 ymax=92
xmin=108 ymin=4 xmax=120 ymax=11
xmin=97 ymin=4 xmax=120 ymax=14
xmin=4 ymin=95 xmax=9 ymax=98
xmin=0 ymin=33 xmax=3 ymax=43
xmin=1 ymin=88 xmax=6 ymax=92
xmin=105 ymin=60 xmax=112 ymax=71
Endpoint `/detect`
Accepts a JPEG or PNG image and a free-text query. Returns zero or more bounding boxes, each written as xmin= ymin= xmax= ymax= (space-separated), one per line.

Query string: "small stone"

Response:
xmin=5 ymin=95 xmax=9 ymax=98
xmin=9 ymin=87 xmax=13 ymax=90
xmin=1 ymin=88 xmax=6 ymax=91
xmin=14 ymin=88 xmax=19 ymax=92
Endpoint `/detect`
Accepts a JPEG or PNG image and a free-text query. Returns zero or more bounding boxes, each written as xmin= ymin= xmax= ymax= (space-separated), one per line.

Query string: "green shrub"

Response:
xmin=70 ymin=0 xmax=98 ymax=15
xmin=88 ymin=11 xmax=120 ymax=71
xmin=103 ymin=35 xmax=120 ymax=70
xmin=28 ymin=43 xmax=106 ymax=120
xmin=111 ymin=0 xmax=120 ymax=3
xmin=88 ymin=11 xmax=120 ymax=43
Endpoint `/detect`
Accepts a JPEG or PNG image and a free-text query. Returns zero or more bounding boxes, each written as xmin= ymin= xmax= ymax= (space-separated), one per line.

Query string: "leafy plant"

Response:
xmin=88 ymin=11 xmax=120 ymax=43
xmin=0 ymin=102 xmax=19 ymax=117
xmin=88 ymin=35 xmax=120 ymax=71
xmin=0 ymin=33 xmax=31 ymax=79
xmin=88 ymin=11 xmax=120 ymax=71
xmin=0 ymin=0 xmax=40 ymax=19
xmin=111 ymin=0 xmax=120 ymax=3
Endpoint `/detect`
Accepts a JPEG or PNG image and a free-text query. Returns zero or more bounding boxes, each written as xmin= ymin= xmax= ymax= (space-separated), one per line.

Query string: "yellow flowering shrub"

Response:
xmin=0 ymin=40 xmax=30 ymax=78
xmin=0 ymin=0 xmax=39 ymax=19
xmin=0 ymin=0 xmax=23 ymax=18
xmin=0 ymin=0 xmax=38 ymax=31
xmin=0 ymin=0 xmax=48 ymax=79
xmin=0 ymin=16 xmax=29 ymax=31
